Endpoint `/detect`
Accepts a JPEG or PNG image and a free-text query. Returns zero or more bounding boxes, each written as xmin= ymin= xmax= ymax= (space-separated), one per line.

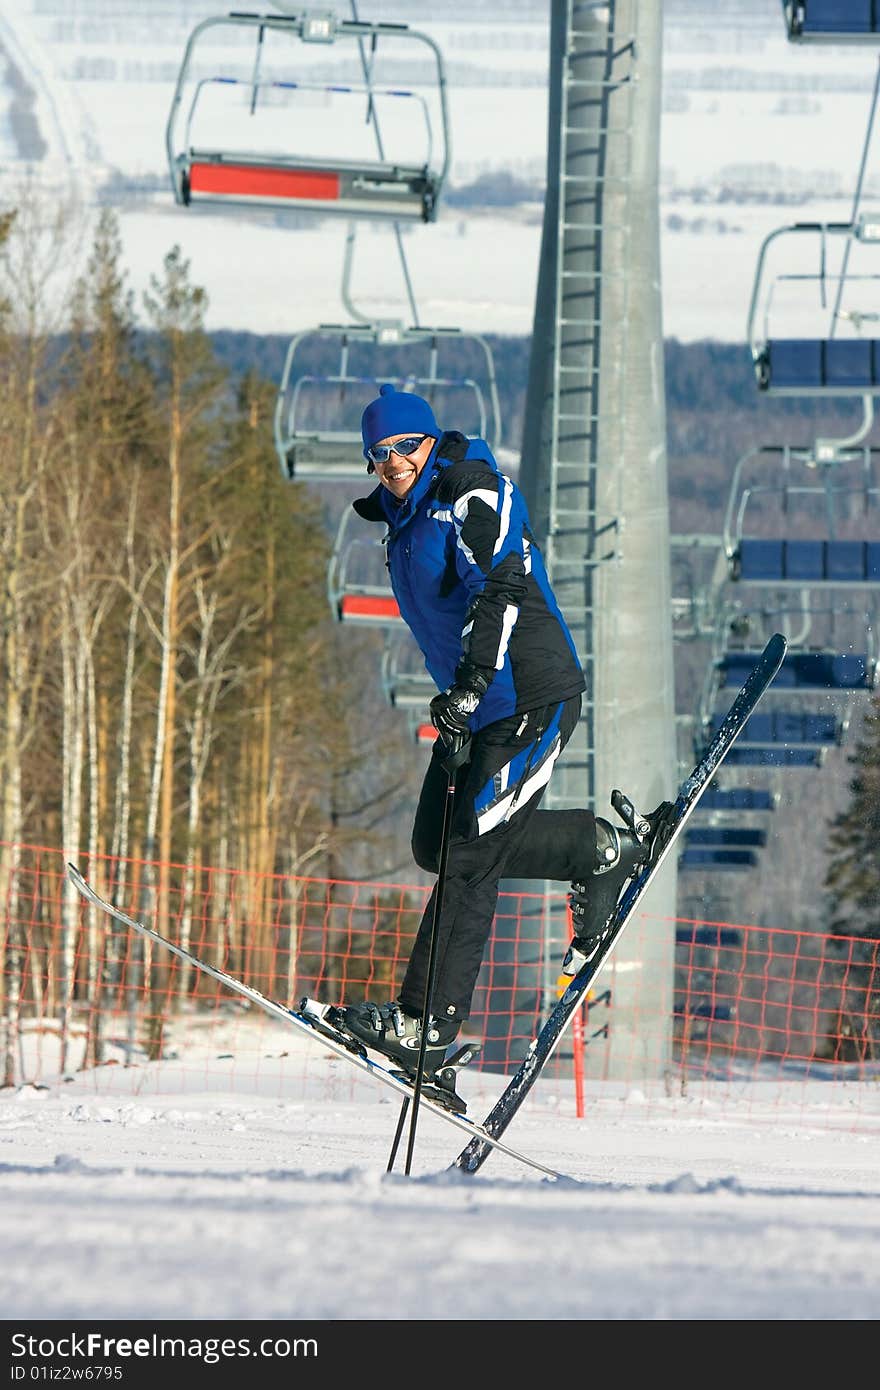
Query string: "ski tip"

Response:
xmin=766 ymin=633 xmax=788 ymax=677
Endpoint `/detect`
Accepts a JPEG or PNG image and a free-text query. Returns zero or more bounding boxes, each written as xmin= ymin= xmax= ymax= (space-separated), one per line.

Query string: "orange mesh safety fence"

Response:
xmin=0 ymin=844 xmax=878 ymax=1130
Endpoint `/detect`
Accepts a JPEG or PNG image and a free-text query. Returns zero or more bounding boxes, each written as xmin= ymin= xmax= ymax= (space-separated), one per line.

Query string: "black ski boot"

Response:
xmin=562 ymin=801 xmax=673 ymax=977
xmin=339 ymin=1000 xmax=459 ymax=1075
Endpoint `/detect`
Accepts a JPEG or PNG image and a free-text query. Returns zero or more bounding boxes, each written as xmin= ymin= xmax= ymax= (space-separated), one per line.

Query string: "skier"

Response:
xmin=340 ymin=384 xmax=669 ymax=1075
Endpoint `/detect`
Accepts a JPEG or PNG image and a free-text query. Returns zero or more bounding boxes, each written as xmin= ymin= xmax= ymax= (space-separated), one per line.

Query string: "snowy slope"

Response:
xmin=3 ymin=1030 xmax=880 ymax=1321
xmin=2 ymin=0 xmax=879 ymax=340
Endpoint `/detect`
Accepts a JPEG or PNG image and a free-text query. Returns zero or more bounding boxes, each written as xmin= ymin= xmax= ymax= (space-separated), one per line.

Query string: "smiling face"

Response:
xmin=372 ymin=433 xmax=436 ymax=500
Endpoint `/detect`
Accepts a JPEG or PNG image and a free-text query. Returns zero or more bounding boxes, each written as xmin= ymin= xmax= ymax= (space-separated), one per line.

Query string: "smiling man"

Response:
xmin=367 ymin=429 xmax=435 ymax=499
xmin=337 ymin=383 xmax=669 ymax=1087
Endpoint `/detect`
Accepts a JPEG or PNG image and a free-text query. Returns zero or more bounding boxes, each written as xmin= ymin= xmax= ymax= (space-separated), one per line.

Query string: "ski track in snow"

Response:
xmin=0 ymin=1 xmax=93 ymax=195
xmin=2 ymin=1065 xmax=880 ymax=1321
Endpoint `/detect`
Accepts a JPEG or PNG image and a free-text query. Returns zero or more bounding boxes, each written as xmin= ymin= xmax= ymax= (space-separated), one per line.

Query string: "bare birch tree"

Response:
xmin=0 ymin=187 xmax=83 ymax=1083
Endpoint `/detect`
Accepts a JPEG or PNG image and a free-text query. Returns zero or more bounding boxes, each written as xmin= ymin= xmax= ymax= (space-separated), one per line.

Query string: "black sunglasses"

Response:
xmin=365 ymin=435 xmax=428 ymax=469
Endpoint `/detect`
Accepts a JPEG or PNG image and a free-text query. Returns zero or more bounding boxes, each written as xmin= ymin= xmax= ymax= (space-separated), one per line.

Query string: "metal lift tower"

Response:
xmin=517 ymin=0 xmax=676 ymax=1079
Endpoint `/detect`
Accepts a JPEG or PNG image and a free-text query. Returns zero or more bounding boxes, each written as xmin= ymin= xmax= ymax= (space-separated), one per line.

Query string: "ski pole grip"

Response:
xmin=439 ymin=731 xmax=472 ymax=773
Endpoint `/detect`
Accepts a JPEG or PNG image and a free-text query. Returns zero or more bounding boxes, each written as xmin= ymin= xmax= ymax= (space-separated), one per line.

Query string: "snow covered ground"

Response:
xmin=2 ymin=1015 xmax=880 ymax=1323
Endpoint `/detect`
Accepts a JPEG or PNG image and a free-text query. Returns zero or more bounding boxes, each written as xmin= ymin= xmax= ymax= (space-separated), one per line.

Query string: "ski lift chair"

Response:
xmin=702 ymin=588 xmax=880 ymax=698
xmin=695 ymin=703 xmax=838 ymax=772
xmin=670 ymin=534 xmax=728 ymax=640
xmin=695 ymin=788 xmax=777 ymax=814
xmin=685 ymin=827 xmax=768 ymax=851
xmin=698 ymin=734 xmax=827 ymax=769
xmin=327 ymin=505 xmax=403 ymax=626
xmin=274 ymin=322 xmax=502 ymax=481
xmin=693 ymin=596 xmax=876 ymax=786
xmin=718 ymin=649 xmax=876 ymax=691
xmin=678 ymin=850 xmax=758 ymax=872
xmin=380 ymin=631 xmax=434 ymax=711
xmin=748 ymin=221 xmax=880 ymax=396
xmin=674 ymin=999 xmax=737 ymax=1027
xmin=784 ymin=1 xmax=880 ymax=41
xmin=722 ymin=746 xmax=826 ymax=769
xmin=702 ymin=640 xmax=869 ymax=769
xmin=676 ymin=924 xmax=744 ymax=947
xmin=166 ymin=12 xmax=449 ymax=222
xmin=705 ymin=710 xmax=846 ymax=746
xmin=724 ymin=446 xmax=880 ymax=587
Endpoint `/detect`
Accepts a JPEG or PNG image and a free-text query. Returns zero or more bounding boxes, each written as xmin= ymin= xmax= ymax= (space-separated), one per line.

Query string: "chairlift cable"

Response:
xmin=341 ymin=224 xmax=373 ymax=324
xmin=830 ymin=57 xmax=880 ymax=336
xmin=249 ymin=21 xmax=266 ymax=116
xmin=349 ymin=0 xmax=420 ymax=326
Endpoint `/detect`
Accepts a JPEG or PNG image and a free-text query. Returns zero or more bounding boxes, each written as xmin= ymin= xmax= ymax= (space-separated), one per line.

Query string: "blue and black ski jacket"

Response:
xmin=353 ymin=431 xmax=586 ymax=732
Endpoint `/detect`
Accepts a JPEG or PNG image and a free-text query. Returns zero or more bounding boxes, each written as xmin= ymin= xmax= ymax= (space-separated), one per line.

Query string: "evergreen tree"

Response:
xmin=825 ymin=697 xmax=880 ymax=936
xmin=822 ymin=697 xmax=880 ymax=1061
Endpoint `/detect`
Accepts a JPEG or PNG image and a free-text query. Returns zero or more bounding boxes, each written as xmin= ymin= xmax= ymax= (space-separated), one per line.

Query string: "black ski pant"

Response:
xmin=399 ymin=693 xmax=597 ymax=1028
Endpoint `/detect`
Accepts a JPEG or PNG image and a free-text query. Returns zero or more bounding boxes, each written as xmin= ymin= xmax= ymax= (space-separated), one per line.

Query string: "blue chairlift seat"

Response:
xmin=722 ymin=747 xmax=824 ymax=768
xmin=723 ymin=444 xmax=880 ymax=584
xmin=827 ymin=541 xmax=867 ymax=581
xmin=697 ymin=788 xmax=776 ymax=812
xmin=826 ymin=339 xmax=874 ymax=387
xmin=739 ymin=712 xmax=774 ymax=743
xmin=676 ymin=926 xmax=743 ymax=947
xmin=785 ymin=540 xmax=826 ymax=582
xmin=685 ymin=828 xmax=768 ymax=849
xmin=708 ymin=710 xmax=840 ymax=744
xmin=735 ymin=539 xmax=785 ymax=581
xmin=674 ymin=999 xmax=736 ymax=1021
xmin=679 ymin=848 xmax=759 ymax=871
xmin=735 ymin=539 xmax=880 ymax=585
xmin=762 ymin=339 xmax=822 ymax=389
xmin=785 ymin=2 xmax=880 ymax=40
xmin=781 ymin=711 xmax=839 ymax=742
xmin=718 ymin=650 xmax=875 ymax=690
xmin=759 ymin=339 xmax=880 ymax=394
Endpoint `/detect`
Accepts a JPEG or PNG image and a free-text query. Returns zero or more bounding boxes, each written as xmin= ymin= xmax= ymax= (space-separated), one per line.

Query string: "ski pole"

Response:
xmin=385 ymin=1095 xmax=410 ymax=1173
xmin=404 ymin=733 xmax=466 ymax=1175
xmin=387 ymin=731 xmax=470 ymax=1176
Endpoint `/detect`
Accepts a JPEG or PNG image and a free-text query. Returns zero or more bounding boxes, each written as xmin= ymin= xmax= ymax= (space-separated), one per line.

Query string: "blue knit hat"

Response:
xmin=361 ymin=383 xmax=439 ymax=461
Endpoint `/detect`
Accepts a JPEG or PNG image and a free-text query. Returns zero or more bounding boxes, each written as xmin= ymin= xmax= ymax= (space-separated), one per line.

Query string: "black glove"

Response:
xmin=429 ymin=670 xmax=490 ymax=744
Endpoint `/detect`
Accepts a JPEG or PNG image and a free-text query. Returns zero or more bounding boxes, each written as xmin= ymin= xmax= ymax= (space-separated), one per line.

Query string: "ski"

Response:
xmin=452 ymin=631 xmax=789 ymax=1176
xmin=66 ymin=863 xmax=567 ymax=1182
